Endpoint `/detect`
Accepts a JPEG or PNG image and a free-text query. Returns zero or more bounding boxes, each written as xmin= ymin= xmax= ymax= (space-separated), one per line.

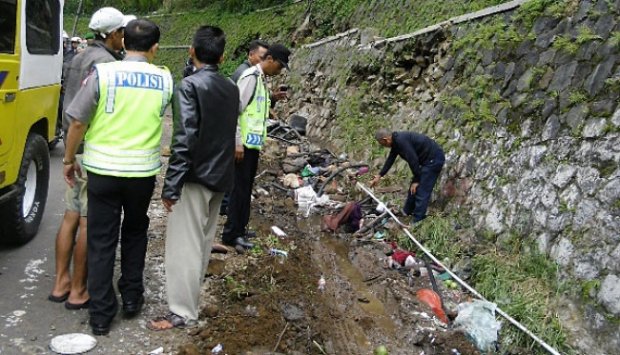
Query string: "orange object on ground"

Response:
xmin=416 ymin=288 xmax=449 ymax=324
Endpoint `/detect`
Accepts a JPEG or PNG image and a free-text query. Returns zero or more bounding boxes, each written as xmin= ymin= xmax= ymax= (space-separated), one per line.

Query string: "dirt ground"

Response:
xmin=141 ymin=131 xmax=483 ymax=355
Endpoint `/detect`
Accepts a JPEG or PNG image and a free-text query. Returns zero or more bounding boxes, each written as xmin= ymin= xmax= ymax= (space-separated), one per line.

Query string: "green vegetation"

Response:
xmin=66 ymin=0 xmax=515 ymax=78
xmin=224 ymin=275 xmax=250 ymax=300
xmin=471 ymin=249 xmax=570 ymax=354
xmin=395 ymin=213 xmax=571 ymax=353
xmin=576 ymin=26 xmax=603 ymax=44
xmin=399 ymin=215 xmax=461 ymax=263
xmin=581 ymin=279 xmax=600 ymax=299
xmin=64 ymin=0 xmax=287 ymax=13
xmin=568 ymin=90 xmax=588 ymax=105
xmin=66 ymin=2 xmax=303 ymax=77
xmin=610 ymin=31 xmax=620 ymax=47
xmin=552 ymin=35 xmax=579 ymax=54
xmin=311 ymin=0 xmax=511 ymax=38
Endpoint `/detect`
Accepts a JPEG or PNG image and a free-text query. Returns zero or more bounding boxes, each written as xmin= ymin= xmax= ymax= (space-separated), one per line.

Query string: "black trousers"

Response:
xmin=86 ymin=172 xmax=155 ymax=325
xmin=222 ymin=147 xmax=259 ymax=244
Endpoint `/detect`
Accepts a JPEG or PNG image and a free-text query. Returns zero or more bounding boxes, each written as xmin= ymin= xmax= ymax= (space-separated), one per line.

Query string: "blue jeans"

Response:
xmin=403 ymin=150 xmax=445 ymax=222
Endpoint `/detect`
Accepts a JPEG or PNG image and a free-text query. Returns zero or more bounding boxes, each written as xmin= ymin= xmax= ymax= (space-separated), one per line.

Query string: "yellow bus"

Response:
xmin=0 ymin=0 xmax=63 ymax=244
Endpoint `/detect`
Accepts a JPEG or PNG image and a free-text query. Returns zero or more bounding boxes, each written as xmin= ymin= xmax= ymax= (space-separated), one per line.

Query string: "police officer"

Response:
xmin=221 ymin=44 xmax=290 ymax=251
xmin=63 ymin=19 xmax=173 ymax=336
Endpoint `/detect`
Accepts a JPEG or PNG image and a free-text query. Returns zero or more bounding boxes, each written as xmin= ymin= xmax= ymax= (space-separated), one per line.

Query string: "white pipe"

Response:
xmin=356 ymin=182 xmax=562 ymax=355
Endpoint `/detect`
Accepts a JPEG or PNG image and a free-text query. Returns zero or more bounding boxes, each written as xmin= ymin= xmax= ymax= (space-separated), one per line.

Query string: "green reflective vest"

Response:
xmin=83 ymin=60 xmax=173 ymax=177
xmin=238 ymin=68 xmax=271 ymax=150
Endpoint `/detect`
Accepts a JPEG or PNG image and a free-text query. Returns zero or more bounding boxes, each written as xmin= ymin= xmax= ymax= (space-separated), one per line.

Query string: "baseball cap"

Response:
xmin=70 ymin=37 xmax=81 ymax=42
xmin=123 ymin=15 xmax=137 ymax=25
xmin=89 ymin=7 xmax=134 ymax=38
xmin=266 ymin=44 xmax=291 ymax=70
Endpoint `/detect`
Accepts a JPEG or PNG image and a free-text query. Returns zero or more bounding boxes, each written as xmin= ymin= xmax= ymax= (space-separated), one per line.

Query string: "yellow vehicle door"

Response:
xmin=0 ymin=0 xmax=19 ymax=158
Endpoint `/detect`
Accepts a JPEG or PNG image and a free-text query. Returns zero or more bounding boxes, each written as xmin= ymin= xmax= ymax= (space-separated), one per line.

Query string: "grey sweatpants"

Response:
xmin=165 ymin=183 xmax=224 ymax=321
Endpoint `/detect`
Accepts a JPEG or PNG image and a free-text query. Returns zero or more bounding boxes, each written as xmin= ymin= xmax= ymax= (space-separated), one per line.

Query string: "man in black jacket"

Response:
xmin=148 ymin=26 xmax=239 ymax=330
xmin=369 ymin=129 xmax=445 ymax=223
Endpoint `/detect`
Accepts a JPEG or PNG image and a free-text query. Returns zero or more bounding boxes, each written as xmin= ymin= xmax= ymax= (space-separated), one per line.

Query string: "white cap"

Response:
xmin=123 ymin=15 xmax=137 ymax=25
xmin=62 ymin=31 xmax=69 ymax=39
xmin=89 ymin=7 xmax=128 ymax=38
xmin=70 ymin=36 xmax=81 ymax=42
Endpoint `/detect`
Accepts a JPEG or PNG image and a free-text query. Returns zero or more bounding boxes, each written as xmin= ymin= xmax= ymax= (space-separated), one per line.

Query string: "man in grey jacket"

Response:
xmin=148 ymin=25 xmax=239 ymax=330
xmin=48 ymin=7 xmax=129 ymax=310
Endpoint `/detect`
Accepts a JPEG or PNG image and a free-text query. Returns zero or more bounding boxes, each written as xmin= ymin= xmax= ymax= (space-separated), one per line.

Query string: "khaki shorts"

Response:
xmin=65 ymin=156 xmax=88 ymax=216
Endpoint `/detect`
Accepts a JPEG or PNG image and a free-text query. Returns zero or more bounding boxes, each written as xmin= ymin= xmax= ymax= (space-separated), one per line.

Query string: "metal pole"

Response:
xmin=71 ymin=0 xmax=83 ymax=37
xmin=356 ymin=182 xmax=562 ymax=355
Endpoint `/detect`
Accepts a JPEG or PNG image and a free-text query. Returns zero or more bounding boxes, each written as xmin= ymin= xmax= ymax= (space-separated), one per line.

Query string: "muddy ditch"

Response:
xmin=143 ymin=134 xmax=491 ymax=355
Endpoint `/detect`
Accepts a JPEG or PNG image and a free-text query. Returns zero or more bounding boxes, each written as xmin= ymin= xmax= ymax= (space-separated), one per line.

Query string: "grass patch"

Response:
xmin=396 ymin=214 xmax=571 ymax=354
xmin=471 ymin=248 xmax=571 ymax=354
xmin=610 ymin=31 xmax=620 ymax=47
xmin=568 ymin=90 xmax=588 ymax=105
xmin=398 ymin=215 xmax=462 ymax=263
xmin=224 ymin=275 xmax=250 ymax=300
xmin=575 ymin=26 xmax=603 ymax=44
xmin=552 ymin=35 xmax=579 ymax=54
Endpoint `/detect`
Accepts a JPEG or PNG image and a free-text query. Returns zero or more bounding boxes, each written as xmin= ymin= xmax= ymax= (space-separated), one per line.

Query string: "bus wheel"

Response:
xmin=0 ymin=134 xmax=50 ymax=245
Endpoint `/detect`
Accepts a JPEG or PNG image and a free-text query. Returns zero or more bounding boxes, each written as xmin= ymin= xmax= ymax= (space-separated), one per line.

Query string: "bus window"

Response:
xmin=26 ymin=0 xmax=60 ymax=55
xmin=0 ymin=0 xmax=17 ymax=54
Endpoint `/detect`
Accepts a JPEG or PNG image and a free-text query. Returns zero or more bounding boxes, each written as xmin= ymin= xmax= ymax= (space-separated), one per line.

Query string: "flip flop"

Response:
xmin=147 ymin=313 xmax=197 ymax=331
xmin=64 ymin=299 xmax=90 ymax=310
xmin=48 ymin=292 xmax=70 ymax=303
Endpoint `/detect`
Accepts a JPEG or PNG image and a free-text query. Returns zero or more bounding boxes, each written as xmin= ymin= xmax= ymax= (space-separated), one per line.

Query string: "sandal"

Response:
xmin=48 ymin=292 xmax=70 ymax=303
xmin=147 ymin=312 xmax=197 ymax=331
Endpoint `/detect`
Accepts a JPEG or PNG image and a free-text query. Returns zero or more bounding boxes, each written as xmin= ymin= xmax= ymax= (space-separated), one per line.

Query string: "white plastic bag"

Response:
xmin=453 ymin=300 xmax=501 ymax=352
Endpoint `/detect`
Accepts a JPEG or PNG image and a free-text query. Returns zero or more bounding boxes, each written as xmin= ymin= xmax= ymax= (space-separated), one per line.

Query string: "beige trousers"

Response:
xmin=165 ymin=183 xmax=224 ymax=321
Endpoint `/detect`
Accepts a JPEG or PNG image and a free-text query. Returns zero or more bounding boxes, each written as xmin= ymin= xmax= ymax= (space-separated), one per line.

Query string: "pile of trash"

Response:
xmin=256 ymin=123 xmax=503 ymax=354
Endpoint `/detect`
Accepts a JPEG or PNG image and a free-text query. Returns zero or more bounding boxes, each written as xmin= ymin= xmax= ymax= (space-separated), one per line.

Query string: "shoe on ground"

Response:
xmin=90 ymin=321 xmax=110 ymax=336
xmin=245 ymin=230 xmax=257 ymax=239
xmin=122 ymin=295 xmax=144 ymax=318
xmin=225 ymin=236 xmax=254 ymax=250
xmin=64 ymin=299 xmax=90 ymax=310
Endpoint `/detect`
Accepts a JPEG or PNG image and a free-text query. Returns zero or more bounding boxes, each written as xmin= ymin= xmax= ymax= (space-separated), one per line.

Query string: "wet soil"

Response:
xmin=147 ymin=137 xmax=481 ymax=355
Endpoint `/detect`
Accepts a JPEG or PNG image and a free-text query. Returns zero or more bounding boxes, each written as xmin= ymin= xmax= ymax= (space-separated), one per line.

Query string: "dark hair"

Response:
xmin=248 ymin=39 xmax=269 ymax=54
xmin=124 ymin=19 xmax=160 ymax=52
xmin=192 ymin=25 xmax=226 ymax=65
xmin=375 ymin=128 xmax=392 ymax=141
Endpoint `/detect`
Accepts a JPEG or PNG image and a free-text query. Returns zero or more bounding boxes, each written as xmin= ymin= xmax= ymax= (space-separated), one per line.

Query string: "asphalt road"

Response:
xmin=0 ymin=139 xmax=187 ymax=355
xmin=0 ymin=144 xmax=73 ymax=354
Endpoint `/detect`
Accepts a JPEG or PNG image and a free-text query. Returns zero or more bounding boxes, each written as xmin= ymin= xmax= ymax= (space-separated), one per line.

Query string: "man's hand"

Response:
xmin=162 ymin=198 xmax=177 ymax=212
xmin=235 ymin=145 xmax=244 ymax=162
xmin=410 ymin=182 xmax=419 ymax=194
xmin=369 ymin=175 xmax=381 ymax=188
xmin=271 ymin=89 xmax=288 ymax=102
xmin=63 ymin=162 xmax=82 ymax=188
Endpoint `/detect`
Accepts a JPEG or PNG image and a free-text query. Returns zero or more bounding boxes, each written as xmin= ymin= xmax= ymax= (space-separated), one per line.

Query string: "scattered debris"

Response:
xmin=416 ymin=289 xmax=449 ymax=324
xmin=271 ymin=226 xmax=287 ymax=237
xmin=454 ymin=300 xmax=501 ymax=352
xmin=269 ymin=248 xmax=289 ymax=258
xmin=210 ymin=343 xmax=223 ymax=354
xmin=318 ymin=275 xmax=326 ymax=291
xmin=148 ymin=347 xmax=164 ymax=355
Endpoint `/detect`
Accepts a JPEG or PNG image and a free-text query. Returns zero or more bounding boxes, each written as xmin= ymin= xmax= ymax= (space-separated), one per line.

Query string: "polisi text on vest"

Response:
xmin=115 ymin=71 xmax=164 ymax=90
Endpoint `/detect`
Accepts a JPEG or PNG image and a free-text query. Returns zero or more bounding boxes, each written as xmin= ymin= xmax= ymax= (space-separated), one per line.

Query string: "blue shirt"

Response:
xmin=379 ymin=131 xmax=442 ymax=183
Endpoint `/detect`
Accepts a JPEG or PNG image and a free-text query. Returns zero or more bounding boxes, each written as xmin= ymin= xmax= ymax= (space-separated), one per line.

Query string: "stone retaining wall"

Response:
xmin=281 ymin=0 xmax=620 ymax=352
